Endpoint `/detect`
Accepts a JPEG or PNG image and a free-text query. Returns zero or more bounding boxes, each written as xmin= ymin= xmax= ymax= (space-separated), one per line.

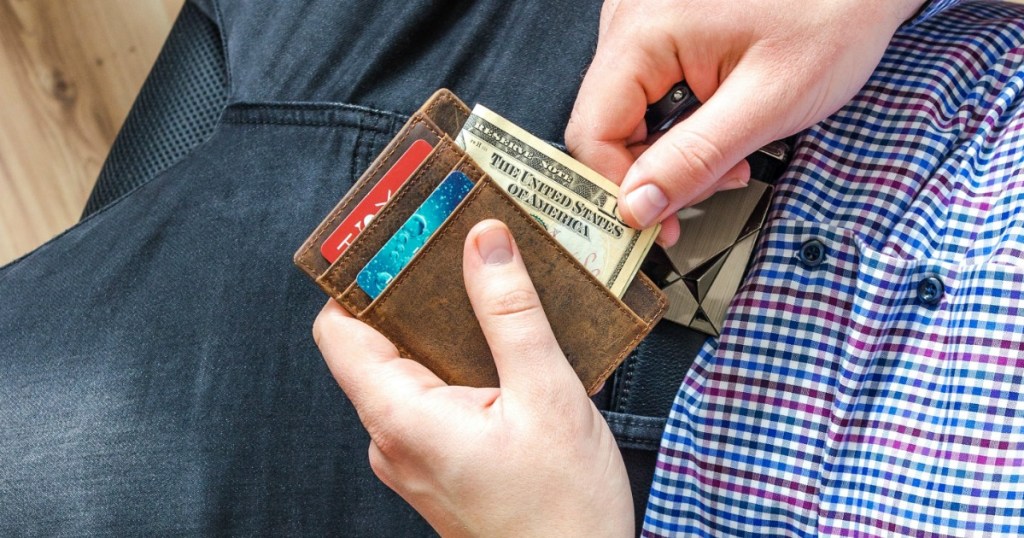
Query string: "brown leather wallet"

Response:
xmin=294 ymin=89 xmax=666 ymax=395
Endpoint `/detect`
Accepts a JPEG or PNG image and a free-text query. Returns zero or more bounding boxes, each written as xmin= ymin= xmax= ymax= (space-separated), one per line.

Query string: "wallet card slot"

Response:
xmin=316 ymin=143 xmax=467 ymax=304
xmin=362 ymin=170 xmax=650 ymax=325
xmin=358 ymin=173 xmax=652 ymax=394
xmin=294 ymin=113 xmax=449 ymax=278
xmin=359 ymin=157 xmax=652 ymax=328
xmin=340 ymin=280 xmax=373 ymax=314
xmin=349 ymin=158 xmax=489 ymax=315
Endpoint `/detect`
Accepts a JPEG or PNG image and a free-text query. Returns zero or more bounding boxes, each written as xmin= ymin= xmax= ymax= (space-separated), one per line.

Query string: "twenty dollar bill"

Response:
xmin=456 ymin=105 xmax=658 ymax=297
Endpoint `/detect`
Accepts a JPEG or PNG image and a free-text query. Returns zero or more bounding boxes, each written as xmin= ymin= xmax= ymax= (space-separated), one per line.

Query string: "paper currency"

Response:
xmin=456 ymin=104 xmax=658 ymax=297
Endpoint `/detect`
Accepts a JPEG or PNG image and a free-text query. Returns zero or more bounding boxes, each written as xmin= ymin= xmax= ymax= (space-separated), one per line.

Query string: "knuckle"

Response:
xmin=311 ymin=311 xmax=331 ymax=347
xmin=486 ymin=287 xmax=543 ymax=319
xmin=362 ymin=410 xmax=404 ymax=460
xmin=312 ymin=301 xmax=346 ymax=348
xmin=367 ymin=442 xmax=401 ymax=491
xmin=367 ymin=442 xmax=389 ymax=478
xmin=662 ymin=130 xmax=728 ymax=189
xmin=564 ymin=110 xmax=590 ymax=155
xmin=311 ymin=317 xmax=322 ymax=346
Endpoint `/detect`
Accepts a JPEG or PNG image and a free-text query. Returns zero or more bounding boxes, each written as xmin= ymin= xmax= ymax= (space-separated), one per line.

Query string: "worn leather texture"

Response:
xmin=294 ymin=89 xmax=667 ymax=395
xmin=294 ymin=118 xmax=450 ymax=278
xmin=317 ymin=142 xmax=464 ymax=309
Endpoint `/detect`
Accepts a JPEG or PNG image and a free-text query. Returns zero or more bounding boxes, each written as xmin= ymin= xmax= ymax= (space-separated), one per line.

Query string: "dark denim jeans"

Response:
xmin=0 ymin=1 xmax=701 ymax=534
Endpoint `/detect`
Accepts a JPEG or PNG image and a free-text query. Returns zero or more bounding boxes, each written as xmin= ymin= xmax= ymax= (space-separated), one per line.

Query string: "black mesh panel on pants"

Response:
xmin=82 ymin=2 xmax=228 ymax=218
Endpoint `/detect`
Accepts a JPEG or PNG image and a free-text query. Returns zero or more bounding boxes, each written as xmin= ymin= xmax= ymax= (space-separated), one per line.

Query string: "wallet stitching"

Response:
xmin=603 ymin=278 xmax=667 ymax=397
xmin=639 ymin=275 xmax=669 ymax=315
xmin=426 ymin=91 xmax=470 ymax=122
xmin=327 ymin=151 xmax=452 ymax=302
xmin=298 ymin=116 xmax=445 ymax=280
xmin=300 ymin=116 xmax=441 ymax=275
xmin=426 ymin=94 xmax=446 ymax=117
xmin=592 ymin=324 xmax=648 ymax=395
xmin=305 ymin=89 xmax=663 ymax=394
xmin=363 ymin=161 xmax=487 ymax=314
xmin=366 ymin=177 xmax=649 ymax=395
xmin=337 ymin=280 xmax=364 ymax=310
xmin=335 ymin=149 xmax=457 ymax=293
xmin=325 ymin=148 xmax=458 ymax=303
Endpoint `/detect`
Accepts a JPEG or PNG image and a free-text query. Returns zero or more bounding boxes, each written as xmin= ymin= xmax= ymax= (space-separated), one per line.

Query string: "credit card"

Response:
xmin=320 ymin=139 xmax=434 ymax=263
xmin=356 ymin=171 xmax=475 ymax=299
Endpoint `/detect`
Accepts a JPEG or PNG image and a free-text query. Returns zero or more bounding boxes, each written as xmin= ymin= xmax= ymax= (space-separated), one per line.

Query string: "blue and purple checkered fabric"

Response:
xmin=644 ymin=1 xmax=1024 ymax=536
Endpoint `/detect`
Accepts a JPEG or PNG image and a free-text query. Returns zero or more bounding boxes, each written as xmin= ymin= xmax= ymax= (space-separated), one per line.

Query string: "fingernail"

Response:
xmin=624 ymin=183 xmax=668 ymax=228
xmin=476 ymin=225 xmax=513 ymax=265
xmin=720 ymin=175 xmax=750 ymax=191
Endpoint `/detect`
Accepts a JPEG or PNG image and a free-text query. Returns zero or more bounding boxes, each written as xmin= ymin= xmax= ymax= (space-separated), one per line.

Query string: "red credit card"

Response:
xmin=320 ymin=139 xmax=434 ymax=263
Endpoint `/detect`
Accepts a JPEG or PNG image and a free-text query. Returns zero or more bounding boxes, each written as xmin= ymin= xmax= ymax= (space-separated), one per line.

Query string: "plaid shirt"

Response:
xmin=644 ymin=1 xmax=1024 ymax=536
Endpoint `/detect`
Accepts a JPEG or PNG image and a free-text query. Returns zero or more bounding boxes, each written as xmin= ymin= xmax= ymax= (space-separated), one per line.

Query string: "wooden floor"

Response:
xmin=0 ymin=0 xmax=183 ymax=266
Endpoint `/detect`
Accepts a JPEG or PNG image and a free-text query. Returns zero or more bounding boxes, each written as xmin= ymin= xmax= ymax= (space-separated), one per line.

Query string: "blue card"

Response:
xmin=357 ymin=171 xmax=475 ymax=299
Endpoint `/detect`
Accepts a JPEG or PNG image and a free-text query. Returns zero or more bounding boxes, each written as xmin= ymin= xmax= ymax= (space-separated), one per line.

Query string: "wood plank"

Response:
xmin=0 ymin=0 xmax=182 ymax=265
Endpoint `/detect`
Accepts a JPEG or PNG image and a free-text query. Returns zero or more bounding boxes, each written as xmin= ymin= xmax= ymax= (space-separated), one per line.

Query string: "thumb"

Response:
xmin=618 ymin=70 xmax=774 ymax=229
xmin=462 ymin=220 xmax=579 ymax=399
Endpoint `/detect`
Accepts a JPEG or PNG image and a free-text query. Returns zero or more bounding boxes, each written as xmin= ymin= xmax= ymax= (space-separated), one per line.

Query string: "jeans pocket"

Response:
xmin=599 ymin=319 xmax=710 ymax=450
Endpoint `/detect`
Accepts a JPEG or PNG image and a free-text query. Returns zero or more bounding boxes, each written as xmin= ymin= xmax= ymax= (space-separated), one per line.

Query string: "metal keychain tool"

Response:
xmin=641 ymin=81 xmax=793 ymax=336
xmin=645 ymin=81 xmax=792 ymax=179
xmin=645 ymin=81 xmax=701 ymax=134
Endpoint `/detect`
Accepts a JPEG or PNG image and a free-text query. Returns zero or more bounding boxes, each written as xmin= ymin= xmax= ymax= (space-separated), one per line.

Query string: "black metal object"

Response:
xmin=644 ymin=80 xmax=792 ymax=185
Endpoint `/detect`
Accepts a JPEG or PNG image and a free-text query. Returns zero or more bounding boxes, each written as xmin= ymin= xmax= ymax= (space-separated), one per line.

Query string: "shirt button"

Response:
xmin=797 ymin=239 xmax=826 ymax=268
xmin=917 ymin=275 xmax=944 ymax=306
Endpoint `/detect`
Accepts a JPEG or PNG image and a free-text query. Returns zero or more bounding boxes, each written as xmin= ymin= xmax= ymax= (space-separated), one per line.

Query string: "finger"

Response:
xmin=617 ymin=67 xmax=776 ymax=229
xmin=313 ymin=300 xmax=444 ymax=415
xmin=646 ymin=149 xmax=750 ymax=246
xmin=368 ymin=441 xmax=396 ymax=488
xmin=598 ymin=0 xmax=623 ymax=36
xmin=691 ymin=160 xmax=752 ymax=204
xmin=566 ymin=40 xmax=681 ymax=184
xmin=656 ymin=163 xmax=751 ymax=246
xmin=656 ymin=215 xmax=680 ymax=248
xmin=462 ymin=220 xmax=578 ymax=398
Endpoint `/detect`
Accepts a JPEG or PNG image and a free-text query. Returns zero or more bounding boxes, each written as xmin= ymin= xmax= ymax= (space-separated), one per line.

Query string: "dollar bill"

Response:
xmin=456 ymin=104 xmax=658 ymax=298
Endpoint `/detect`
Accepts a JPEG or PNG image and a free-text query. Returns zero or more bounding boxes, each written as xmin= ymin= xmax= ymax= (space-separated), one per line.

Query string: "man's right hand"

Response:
xmin=566 ymin=0 xmax=927 ymax=246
